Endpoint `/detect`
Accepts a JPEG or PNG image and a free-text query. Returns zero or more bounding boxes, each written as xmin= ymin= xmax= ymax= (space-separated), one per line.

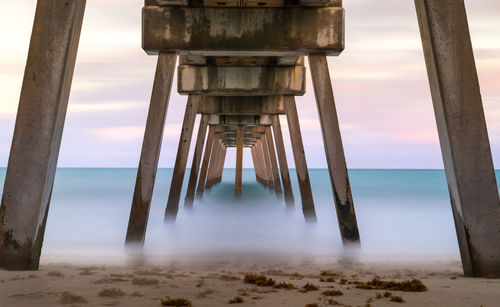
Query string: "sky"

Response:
xmin=0 ymin=0 xmax=499 ymax=169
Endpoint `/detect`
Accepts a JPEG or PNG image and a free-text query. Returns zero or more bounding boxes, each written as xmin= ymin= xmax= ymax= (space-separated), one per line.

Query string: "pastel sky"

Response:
xmin=1 ymin=0 xmax=499 ymax=169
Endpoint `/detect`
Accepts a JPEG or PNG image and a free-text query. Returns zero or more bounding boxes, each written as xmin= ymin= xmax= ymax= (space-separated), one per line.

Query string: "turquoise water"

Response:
xmin=2 ymin=168 xmax=496 ymax=265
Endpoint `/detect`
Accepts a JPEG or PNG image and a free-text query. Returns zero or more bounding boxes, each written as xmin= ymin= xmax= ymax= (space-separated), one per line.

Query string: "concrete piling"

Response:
xmin=0 ymin=0 xmax=87 ymax=270
xmin=126 ymin=53 xmax=177 ymax=245
xmin=185 ymin=114 xmax=209 ymax=207
xmin=265 ymin=127 xmax=284 ymax=199
xmin=272 ymin=115 xmax=295 ymax=207
xmin=235 ymin=126 xmax=245 ymax=198
xmin=415 ymin=0 xmax=500 ymax=277
xmin=309 ymin=54 xmax=360 ymax=244
xmin=196 ymin=126 xmax=216 ymax=199
xmin=284 ymin=96 xmax=317 ymax=222
xmin=165 ymin=95 xmax=200 ymax=221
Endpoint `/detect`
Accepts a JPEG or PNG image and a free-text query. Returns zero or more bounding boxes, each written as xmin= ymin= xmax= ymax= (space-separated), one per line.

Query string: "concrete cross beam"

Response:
xmin=143 ymin=7 xmax=344 ymax=56
xmin=214 ymin=125 xmax=267 ymax=133
xmin=207 ymin=115 xmax=273 ymax=126
xmin=199 ymin=96 xmax=285 ymax=115
xmin=179 ymin=55 xmax=304 ymax=67
xmin=147 ymin=0 xmax=343 ymax=8
xmin=178 ymin=65 xmax=306 ymax=96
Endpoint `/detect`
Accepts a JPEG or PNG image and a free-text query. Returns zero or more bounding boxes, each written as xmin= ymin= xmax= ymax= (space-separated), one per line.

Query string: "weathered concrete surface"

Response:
xmin=285 ymin=96 xmax=317 ymax=221
xmin=199 ymin=96 xmax=285 ymax=115
xmin=126 ymin=53 xmax=177 ymax=245
xmin=0 ymin=0 xmax=86 ymax=270
xmin=196 ymin=126 xmax=216 ymax=199
xmin=207 ymin=115 xmax=273 ymax=126
xmin=165 ymin=95 xmax=200 ymax=221
xmin=185 ymin=115 xmax=208 ymax=207
xmin=309 ymin=54 xmax=360 ymax=244
xmin=143 ymin=7 xmax=344 ymax=56
xmin=235 ymin=126 xmax=244 ymax=198
xmin=272 ymin=115 xmax=295 ymax=207
xmin=266 ymin=127 xmax=283 ymax=198
xmin=178 ymin=66 xmax=305 ymax=96
xmin=415 ymin=0 xmax=500 ymax=277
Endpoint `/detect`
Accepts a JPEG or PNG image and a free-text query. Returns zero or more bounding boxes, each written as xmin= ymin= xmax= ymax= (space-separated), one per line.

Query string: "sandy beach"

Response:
xmin=1 ymin=258 xmax=498 ymax=307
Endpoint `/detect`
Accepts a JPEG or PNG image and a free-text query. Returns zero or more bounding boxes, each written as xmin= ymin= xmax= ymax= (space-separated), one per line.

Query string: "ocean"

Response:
xmin=2 ymin=168 xmax=490 ymax=266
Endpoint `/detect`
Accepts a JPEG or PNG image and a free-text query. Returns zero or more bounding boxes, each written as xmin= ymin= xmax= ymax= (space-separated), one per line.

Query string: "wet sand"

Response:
xmin=0 ymin=259 xmax=498 ymax=306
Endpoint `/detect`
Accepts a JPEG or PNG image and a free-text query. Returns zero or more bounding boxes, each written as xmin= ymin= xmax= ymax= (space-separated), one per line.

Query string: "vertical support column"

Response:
xmin=165 ymin=95 xmax=201 ymax=221
xmin=184 ymin=114 xmax=209 ymax=207
xmin=309 ymin=54 xmax=360 ymax=244
xmin=196 ymin=126 xmax=215 ymax=199
xmin=261 ymin=136 xmax=275 ymax=190
xmin=0 ymin=0 xmax=86 ymax=270
xmin=284 ymin=96 xmax=317 ymax=222
xmin=272 ymin=115 xmax=295 ymax=207
xmin=266 ymin=126 xmax=283 ymax=199
xmin=415 ymin=0 xmax=500 ymax=277
xmin=126 ymin=53 xmax=177 ymax=244
xmin=235 ymin=126 xmax=244 ymax=198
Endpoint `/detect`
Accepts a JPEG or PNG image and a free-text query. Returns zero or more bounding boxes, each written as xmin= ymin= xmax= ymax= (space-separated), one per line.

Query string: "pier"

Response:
xmin=0 ymin=0 xmax=499 ymax=278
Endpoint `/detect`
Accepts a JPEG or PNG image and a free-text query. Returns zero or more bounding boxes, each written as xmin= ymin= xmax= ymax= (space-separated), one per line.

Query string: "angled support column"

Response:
xmin=415 ymin=0 xmax=500 ymax=277
xmin=126 ymin=53 xmax=177 ymax=244
xmin=266 ymin=126 xmax=284 ymax=199
xmin=208 ymin=141 xmax=222 ymax=188
xmin=196 ymin=126 xmax=216 ymax=199
xmin=251 ymin=147 xmax=260 ymax=182
xmin=216 ymin=146 xmax=227 ymax=183
xmin=0 ymin=0 xmax=86 ymax=270
xmin=252 ymin=146 xmax=264 ymax=185
xmin=165 ymin=95 xmax=200 ymax=221
xmin=235 ymin=126 xmax=245 ymax=198
xmin=257 ymin=140 xmax=270 ymax=187
xmin=284 ymin=96 xmax=317 ymax=222
xmin=206 ymin=135 xmax=221 ymax=190
xmin=309 ymin=54 xmax=360 ymax=244
xmin=255 ymin=141 xmax=267 ymax=186
xmin=272 ymin=115 xmax=295 ymax=207
xmin=185 ymin=114 xmax=209 ymax=207
xmin=261 ymin=137 xmax=275 ymax=191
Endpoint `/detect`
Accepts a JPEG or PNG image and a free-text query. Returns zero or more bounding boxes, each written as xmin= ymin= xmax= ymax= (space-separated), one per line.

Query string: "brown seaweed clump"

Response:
xmin=161 ymin=296 xmax=192 ymax=306
xmin=305 ymin=303 xmax=319 ymax=307
xmin=355 ymin=278 xmax=427 ymax=292
xmin=229 ymin=296 xmax=244 ymax=304
xmin=243 ymin=273 xmax=276 ymax=287
xmin=98 ymin=288 xmax=125 ymax=297
xmin=302 ymin=282 xmax=319 ymax=291
xmin=320 ymin=276 xmax=336 ymax=282
xmin=322 ymin=289 xmax=343 ymax=297
xmin=59 ymin=292 xmax=88 ymax=304
xmin=390 ymin=295 xmax=405 ymax=303
xmin=273 ymin=282 xmax=296 ymax=289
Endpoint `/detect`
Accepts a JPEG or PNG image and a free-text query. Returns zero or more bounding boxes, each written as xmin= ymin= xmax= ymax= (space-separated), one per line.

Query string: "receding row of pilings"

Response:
xmin=0 ymin=0 xmax=499 ymax=278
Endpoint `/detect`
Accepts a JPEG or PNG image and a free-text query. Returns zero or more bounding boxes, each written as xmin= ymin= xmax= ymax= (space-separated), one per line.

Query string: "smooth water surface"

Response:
xmin=1 ymin=168 xmax=491 ymax=265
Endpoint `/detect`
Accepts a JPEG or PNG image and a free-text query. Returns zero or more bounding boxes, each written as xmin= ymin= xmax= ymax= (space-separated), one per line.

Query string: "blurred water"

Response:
xmin=1 ymin=168 xmax=493 ymax=265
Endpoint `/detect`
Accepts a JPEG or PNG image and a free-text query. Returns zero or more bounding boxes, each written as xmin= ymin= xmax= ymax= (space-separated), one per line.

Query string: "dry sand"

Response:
xmin=0 ymin=259 xmax=498 ymax=307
